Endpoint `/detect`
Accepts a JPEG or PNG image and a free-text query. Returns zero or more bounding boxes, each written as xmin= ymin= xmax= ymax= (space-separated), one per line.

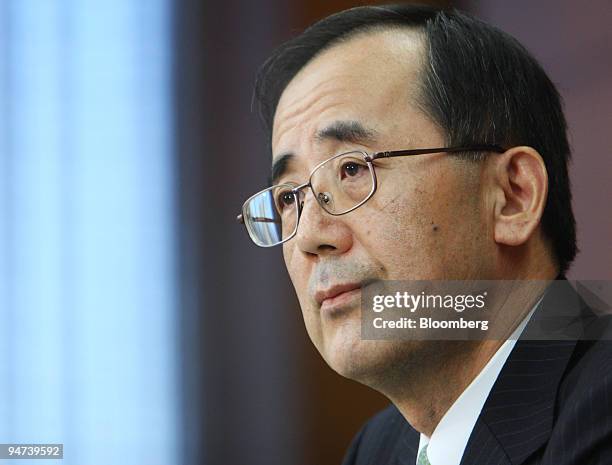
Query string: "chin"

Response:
xmin=324 ymin=335 xmax=443 ymax=397
xmin=308 ymin=306 xmax=429 ymax=388
xmin=321 ymin=325 xmax=414 ymax=388
xmin=317 ymin=318 xmax=364 ymax=374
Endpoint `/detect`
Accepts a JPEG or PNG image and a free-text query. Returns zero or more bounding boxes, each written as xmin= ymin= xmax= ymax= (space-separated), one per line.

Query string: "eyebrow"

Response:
xmin=270 ymin=153 xmax=295 ymax=186
xmin=315 ymin=120 xmax=379 ymax=145
xmin=270 ymin=120 xmax=378 ymax=185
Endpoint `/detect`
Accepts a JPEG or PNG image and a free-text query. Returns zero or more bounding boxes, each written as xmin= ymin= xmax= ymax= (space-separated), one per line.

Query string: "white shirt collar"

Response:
xmin=416 ymin=300 xmax=540 ymax=465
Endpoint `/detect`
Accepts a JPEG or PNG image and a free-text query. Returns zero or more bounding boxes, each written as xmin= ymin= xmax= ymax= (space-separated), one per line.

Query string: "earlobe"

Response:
xmin=493 ymin=146 xmax=548 ymax=247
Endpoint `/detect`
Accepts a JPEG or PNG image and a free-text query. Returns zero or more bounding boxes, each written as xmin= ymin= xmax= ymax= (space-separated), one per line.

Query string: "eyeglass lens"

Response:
xmin=243 ymin=152 xmax=374 ymax=246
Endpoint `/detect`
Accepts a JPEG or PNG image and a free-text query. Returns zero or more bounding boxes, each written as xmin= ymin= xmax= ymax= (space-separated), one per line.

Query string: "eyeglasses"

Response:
xmin=237 ymin=145 xmax=505 ymax=247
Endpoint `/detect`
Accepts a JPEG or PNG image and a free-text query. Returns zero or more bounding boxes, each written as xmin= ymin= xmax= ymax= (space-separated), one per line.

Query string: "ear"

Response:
xmin=492 ymin=146 xmax=548 ymax=246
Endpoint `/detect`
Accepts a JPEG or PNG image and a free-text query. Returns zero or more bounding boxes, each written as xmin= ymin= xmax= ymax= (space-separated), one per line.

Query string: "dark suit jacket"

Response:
xmin=341 ymin=281 xmax=612 ymax=465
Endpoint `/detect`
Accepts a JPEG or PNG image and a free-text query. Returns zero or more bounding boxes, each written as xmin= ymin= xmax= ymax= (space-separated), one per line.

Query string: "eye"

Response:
xmin=340 ymin=160 xmax=368 ymax=179
xmin=276 ymin=189 xmax=296 ymax=211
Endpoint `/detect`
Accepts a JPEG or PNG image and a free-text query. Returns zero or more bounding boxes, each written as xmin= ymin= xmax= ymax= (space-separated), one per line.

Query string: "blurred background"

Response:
xmin=0 ymin=1 xmax=610 ymax=464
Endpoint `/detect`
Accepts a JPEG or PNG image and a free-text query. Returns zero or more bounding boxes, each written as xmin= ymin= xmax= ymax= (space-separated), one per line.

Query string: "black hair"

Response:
xmin=253 ymin=4 xmax=577 ymax=274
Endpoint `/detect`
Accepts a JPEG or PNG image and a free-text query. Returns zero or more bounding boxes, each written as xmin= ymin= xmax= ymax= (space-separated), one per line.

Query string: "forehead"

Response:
xmin=272 ymin=28 xmax=427 ymax=157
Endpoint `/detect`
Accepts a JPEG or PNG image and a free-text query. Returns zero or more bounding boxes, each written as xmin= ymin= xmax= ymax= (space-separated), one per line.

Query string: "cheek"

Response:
xmin=357 ymin=169 xmax=483 ymax=278
xmin=368 ymin=174 xmax=437 ymax=233
xmin=356 ymin=193 xmax=423 ymax=274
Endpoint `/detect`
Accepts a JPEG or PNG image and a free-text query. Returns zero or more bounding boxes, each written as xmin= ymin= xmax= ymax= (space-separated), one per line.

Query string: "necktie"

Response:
xmin=417 ymin=444 xmax=431 ymax=465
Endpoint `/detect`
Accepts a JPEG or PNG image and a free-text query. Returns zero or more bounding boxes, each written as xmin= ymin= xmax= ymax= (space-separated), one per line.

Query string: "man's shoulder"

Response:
xmin=539 ymin=338 xmax=612 ymax=463
xmin=557 ymin=332 xmax=612 ymax=408
xmin=558 ymin=319 xmax=612 ymax=403
xmin=341 ymin=404 xmax=418 ymax=465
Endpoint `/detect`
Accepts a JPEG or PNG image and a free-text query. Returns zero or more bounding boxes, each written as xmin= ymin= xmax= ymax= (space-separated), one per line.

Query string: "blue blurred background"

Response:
xmin=0 ymin=1 xmax=176 ymax=464
xmin=0 ymin=1 xmax=610 ymax=465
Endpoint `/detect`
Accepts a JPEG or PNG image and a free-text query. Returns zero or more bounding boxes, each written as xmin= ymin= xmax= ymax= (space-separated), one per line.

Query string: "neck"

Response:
xmin=382 ymin=339 xmax=503 ymax=437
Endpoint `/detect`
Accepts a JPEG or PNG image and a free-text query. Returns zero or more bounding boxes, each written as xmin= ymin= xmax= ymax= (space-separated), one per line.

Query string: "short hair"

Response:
xmin=253 ymin=4 xmax=577 ymax=274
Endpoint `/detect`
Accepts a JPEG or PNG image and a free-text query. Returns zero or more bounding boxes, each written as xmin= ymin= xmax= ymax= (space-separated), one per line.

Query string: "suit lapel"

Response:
xmin=461 ymin=339 xmax=576 ymax=465
xmin=459 ymin=420 xmax=513 ymax=465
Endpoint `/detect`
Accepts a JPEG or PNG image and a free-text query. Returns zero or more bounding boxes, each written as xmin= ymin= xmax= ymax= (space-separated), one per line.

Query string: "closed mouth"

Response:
xmin=315 ymin=282 xmax=362 ymax=308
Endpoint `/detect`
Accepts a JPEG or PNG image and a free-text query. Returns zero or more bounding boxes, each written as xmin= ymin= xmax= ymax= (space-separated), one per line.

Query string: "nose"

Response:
xmin=294 ymin=188 xmax=353 ymax=257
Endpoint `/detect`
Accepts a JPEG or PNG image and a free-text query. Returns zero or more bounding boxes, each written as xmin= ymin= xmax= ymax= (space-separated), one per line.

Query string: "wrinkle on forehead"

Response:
xmin=271 ymin=28 xmax=427 ymax=157
xmin=273 ymin=77 xmax=348 ymax=152
xmin=278 ymin=75 xmax=350 ymax=124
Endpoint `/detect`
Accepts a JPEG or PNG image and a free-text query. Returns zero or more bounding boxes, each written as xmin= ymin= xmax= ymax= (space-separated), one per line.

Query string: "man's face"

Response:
xmin=271 ymin=29 xmax=492 ymax=384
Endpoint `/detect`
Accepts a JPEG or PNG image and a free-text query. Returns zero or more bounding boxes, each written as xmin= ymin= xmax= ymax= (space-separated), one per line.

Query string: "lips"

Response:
xmin=315 ymin=283 xmax=362 ymax=308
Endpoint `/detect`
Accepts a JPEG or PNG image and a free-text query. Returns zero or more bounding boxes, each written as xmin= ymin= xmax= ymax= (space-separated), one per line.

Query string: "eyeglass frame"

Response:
xmin=237 ymin=144 xmax=506 ymax=247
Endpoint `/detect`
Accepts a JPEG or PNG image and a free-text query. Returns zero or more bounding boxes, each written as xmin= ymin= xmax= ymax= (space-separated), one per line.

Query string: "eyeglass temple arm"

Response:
xmin=236 ymin=214 xmax=281 ymax=224
xmin=370 ymin=144 xmax=506 ymax=160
